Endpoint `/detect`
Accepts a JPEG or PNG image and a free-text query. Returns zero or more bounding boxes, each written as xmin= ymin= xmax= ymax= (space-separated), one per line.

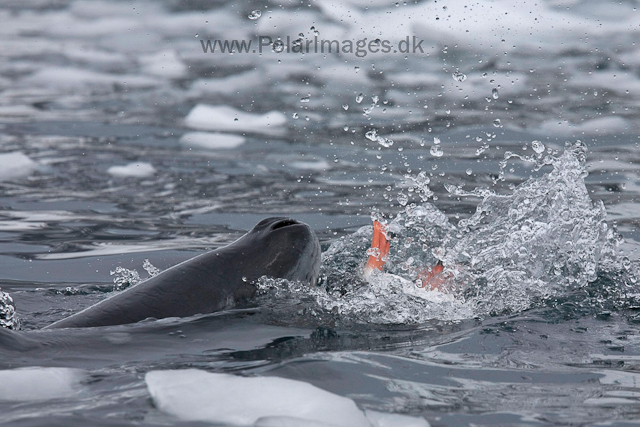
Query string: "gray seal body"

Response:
xmin=45 ymin=218 xmax=321 ymax=329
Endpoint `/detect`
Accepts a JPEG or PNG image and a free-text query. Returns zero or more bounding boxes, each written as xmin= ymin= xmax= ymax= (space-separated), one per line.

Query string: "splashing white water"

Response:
xmin=110 ymin=259 xmax=161 ymax=291
xmin=0 ymin=288 xmax=20 ymax=330
xmin=259 ymin=143 xmax=634 ymax=324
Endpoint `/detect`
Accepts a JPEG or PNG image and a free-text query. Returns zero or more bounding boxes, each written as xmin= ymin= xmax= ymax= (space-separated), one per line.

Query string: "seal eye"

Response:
xmin=272 ymin=219 xmax=299 ymax=230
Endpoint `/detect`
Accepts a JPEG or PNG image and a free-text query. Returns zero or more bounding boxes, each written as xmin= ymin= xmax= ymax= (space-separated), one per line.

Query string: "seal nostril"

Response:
xmin=272 ymin=219 xmax=299 ymax=230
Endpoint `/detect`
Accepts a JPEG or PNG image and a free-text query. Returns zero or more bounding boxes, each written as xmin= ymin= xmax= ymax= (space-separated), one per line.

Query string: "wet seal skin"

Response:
xmin=45 ymin=218 xmax=321 ymax=329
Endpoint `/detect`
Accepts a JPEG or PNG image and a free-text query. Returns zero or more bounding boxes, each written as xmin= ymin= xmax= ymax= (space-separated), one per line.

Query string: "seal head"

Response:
xmin=45 ymin=217 xmax=321 ymax=329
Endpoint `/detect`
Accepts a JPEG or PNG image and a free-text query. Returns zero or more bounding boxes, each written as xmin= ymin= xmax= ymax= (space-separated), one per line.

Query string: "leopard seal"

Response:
xmin=45 ymin=217 xmax=321 ymax=329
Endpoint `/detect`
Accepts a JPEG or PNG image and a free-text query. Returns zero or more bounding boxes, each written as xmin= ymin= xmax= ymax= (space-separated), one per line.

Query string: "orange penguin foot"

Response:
xmin=362 ymin=220 xmax=454 ymax=292
xmin=417 ymin=261 xmax=452 ymax=292
xmin=362 ymin=220 xmax=390 ymax=279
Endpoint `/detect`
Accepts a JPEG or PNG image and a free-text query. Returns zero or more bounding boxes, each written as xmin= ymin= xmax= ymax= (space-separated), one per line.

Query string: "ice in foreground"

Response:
xmin=146 ymin=369 xmax=429 ymax=426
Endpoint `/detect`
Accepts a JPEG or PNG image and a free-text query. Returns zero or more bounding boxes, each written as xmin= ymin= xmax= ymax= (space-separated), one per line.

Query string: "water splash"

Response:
xmin=110 ymin=267 xmax=141 ymax=291
xmin=111 ymin=259 xmax=161 ymax=290
xmin=452 ymin=71 xmax=467 ymax=82
xmin=0 ymin=288 xmax=20 ymax=330
xmin=256 ymin=143 xmax=637 ymax=325
xmin=365 ymin=129 xmax=394 ymax=148
xmin=143 ymin=259 xmax=160 ymax=277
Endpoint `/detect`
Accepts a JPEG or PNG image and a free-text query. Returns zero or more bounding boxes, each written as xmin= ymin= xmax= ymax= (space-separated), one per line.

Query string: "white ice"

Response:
xmin=190 ymin=70 xmax=263 ymax=96
xmin=538 ymin=116 xmax=629 ymax=136
xmin=0 ymin=367 xmax=85 ymax=401
xmin=316 ymin=0 xmax=637 ymax=54
xmin=22 ymin=67 xmax=162 ymax=89
xmin=180 ymin=132 xmax=246 ymax=150
xmin=139 ymin=50 xmax=187 ymax=78
xmin=146 ymin=369 xmax=371 ymax=426
xmin=0 ymin=152 xmax=38 ymax=181
xmin=366 ymin=410 xmax=430 ymax=427
xmin=290 ymin=159 xmax=332 ymax=171
xmin=107 ymin=162 xmax=156 ymax=178
xmin=184 ymin=104 xmax=287 ymax=136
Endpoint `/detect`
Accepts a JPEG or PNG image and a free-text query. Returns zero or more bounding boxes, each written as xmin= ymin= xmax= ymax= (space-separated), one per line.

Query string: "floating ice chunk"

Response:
xmin=61 ymin=46 xmax=128 ymax=67
xmin=366 ymin=410 xmax=431 ymax=427
xmin=139 ymin=50 xmax=187 ymax=78
xmin=107 ymin=162 xmax=156 ymax=178
xmin=190 ymin=70 xmax=263 ymax=96
xmin=539 ymin=116 xmax=628 ymax=136
xmin=0 ymin=367 xmax=85 ymax=401
xmin=70 ymin=0 xmax=160 ymax=18
xmin=290 ymin=160 xmax=331 ymax=171
xmin=145 ymin=369 xmax=370 ymax=427
xmin=22 ymin=67 xmax=161 ymax=89
xmin=0 ymin=152 xmax=38 ymax=181
xmin=255 ymin=10 xmax=344 ymax=42
xmin=255 ymin=416 xmax=343 ymax=427
xmin=388 ymin=72 xmax=441 ymax=87
xmin=0 ymin=105 xmax=40 ymax=117
xmin=180 ymin=132 xmax=245 ymax=150
xmin=570 ymin=70 xmax=640 ymax=96
xmin=184 ymin=104 xmax=287 ymax=136
xmin=314 ymin=64 xmax=371 ymax=85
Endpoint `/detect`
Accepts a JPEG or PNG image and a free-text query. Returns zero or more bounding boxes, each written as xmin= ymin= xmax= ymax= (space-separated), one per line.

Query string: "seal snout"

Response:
xmin=271 ymin=218 xmax=300 ymax=230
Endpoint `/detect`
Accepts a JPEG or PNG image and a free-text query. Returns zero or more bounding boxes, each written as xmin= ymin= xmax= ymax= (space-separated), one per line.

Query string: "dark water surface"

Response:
xmin=1 ymin=0 xmax=640 ymax=425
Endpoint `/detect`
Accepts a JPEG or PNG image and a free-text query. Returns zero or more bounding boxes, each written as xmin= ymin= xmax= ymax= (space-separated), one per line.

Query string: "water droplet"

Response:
xmin=433 ymin=137 xmax=441 ymax=145
xmin=342 ymin=104 xmax=349 ymax=111
xmin=242 ymin=276 xmax=248 ymax=282
xmin=452 ymin=71 xmax=467 ymax=82
xmin=195 ymin=33 xmax=199 ymax=38
xmin=430 ymin=145 xmax=443 ymax=157
xmin=397 ymin=192 xmax=409 ymax=206
xmin=366 ymin=247 xmax=381 ymax=258
xmin=355 ymin=93 xmax=364 ymax=103
xmin=300 ymin=96 xmax=310 ymax=103
xmin=466 ymin=168 xmax=472 ymax=175
xmin=531 ymin=140 xmax=545 ymax=154
xmin=272 ymin=40 xmax=285 ymax=53
xmin=292 ymin=112 xmax=298 ymax=119
xmin=492 ymin=88 xmax=499 ymax=99
xmin=493 ymin=119 xmax=502 ymax=128
xmin=365 ymin=129 xmax=378 ymax=141
xmin=310 ymin=26 xmax=319 ymax=36
xmin=248 ymin=10 xmax=262 ymax=20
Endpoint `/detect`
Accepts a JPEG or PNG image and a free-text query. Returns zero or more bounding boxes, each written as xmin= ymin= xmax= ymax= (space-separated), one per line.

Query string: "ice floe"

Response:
xmin=139 ymin=50 xmax=187 ymax=78
xmin=107 ymin=162 xmax=156 ymax=178
xmin=190 ymin=70 xmax=263 ymax=96
xmin=0 ymin=152 xmax=38 ymax=181
xmin=146 ymin=369 xmax=370 ymax=426
xmin=539 ymin=116 xmax=629 ymax=136
xmin=146 ymin=369 xmax=429 ymax=426
xmin=180 ymin=132 xmax=245 ymax=150
xmin=184 ymin=104 xmax=287 ymax=136
xmin=0 ymin=367 xmax=85 ymax=401
xmin=22 ymin=67 xmax=162 ymax=90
